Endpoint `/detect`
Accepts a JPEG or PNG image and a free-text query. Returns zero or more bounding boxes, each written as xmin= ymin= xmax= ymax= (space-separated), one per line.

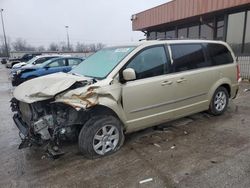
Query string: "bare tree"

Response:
xmin=0 ymin=35 xmax=11 ymax=57
xmin=75 ymin=42 xmax=87 ymax=52
xmin=0 ymin=43 xmax=5 ymax=56
xmin=12 ymin=38 xmax=35 ymax=51
xmin=75 ymin=42 xmax=105 ymax=53
xmin=48 ymin=42 xmax=59 ymax=51
xmin=88 ymin=43 xmax=96 ymax=52
xmin=55 ymin=42 xmax=73 ymax=52
xmin=47 ymin=41 xmax=105 ymax=53
xmin=37 ymin=45 xmax=45 ymax=52
xmin=96 ymin=43 xmax=105 ymax=51
xmin=58 ymin=42 xmax=67 ymax=52
xmin=0 ymin=36 xmax=6 ymax=56
xmin=88 ymin=43 xmax=105 ymax=52
xmin=1 ymin=35 xmax=106 ymax=55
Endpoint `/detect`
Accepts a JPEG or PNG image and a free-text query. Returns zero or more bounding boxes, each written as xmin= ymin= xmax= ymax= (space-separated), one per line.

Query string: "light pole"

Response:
xmin=65 ymin=25 xmax=70 ymax=51
xmin=0 ymin=9 xmax=9 ymax=57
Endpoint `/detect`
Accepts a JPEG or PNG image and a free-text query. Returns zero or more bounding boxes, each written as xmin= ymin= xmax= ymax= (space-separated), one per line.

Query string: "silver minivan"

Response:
xmin=12 ymin=40 xmax=239 ymax=158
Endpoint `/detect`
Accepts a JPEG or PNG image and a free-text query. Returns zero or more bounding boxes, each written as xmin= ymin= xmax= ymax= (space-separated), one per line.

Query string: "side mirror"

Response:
xmin=44 ymin=66 xmax=49 ymax=69
xmin=122 ymin=68 xmax=136 ymax=81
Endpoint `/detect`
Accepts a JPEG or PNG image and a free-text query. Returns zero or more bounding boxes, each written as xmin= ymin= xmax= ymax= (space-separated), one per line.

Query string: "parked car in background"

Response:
xmin=6 ymin=53 xmax=42 ymax=68
xmin=1 ymin=57 xmax=8 ymax=64
xmin=11 ymin=54 xmax=71 ymax=74
xmin=11 ymin=40 xmax=239 ymax=159
xmin=12 ymin=57 xmax=84 ymax=86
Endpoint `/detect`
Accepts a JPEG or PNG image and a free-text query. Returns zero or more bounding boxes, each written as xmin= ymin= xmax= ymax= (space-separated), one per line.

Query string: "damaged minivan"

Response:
xmin=11 ymin=40 xmax=239 ymax=159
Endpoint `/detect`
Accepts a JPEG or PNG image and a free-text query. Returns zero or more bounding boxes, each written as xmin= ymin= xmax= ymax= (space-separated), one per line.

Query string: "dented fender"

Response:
xmin=54 ymin=79 xmax=127 ymax=123
xmin=13 ymin=72 xmax=127 ymax=126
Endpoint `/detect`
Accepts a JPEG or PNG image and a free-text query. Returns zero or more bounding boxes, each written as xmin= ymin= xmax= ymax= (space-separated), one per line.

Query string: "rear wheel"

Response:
xmin=78 ymin=115 xmax=124 ymax=159
xmin=209 ymin=87 xmax=229 ymax=115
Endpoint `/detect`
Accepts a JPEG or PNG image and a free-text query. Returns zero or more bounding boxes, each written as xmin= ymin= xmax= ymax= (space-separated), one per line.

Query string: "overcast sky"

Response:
xmin=0 ymin=0 xmax=170 ymax=47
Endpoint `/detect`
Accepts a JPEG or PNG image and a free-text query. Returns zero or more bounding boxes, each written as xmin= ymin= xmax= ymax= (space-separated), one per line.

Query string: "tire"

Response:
xmin=78 ymin=115 xmax=124 ymax=159
xmin=208 ymin=86 xmax=229 ymax=116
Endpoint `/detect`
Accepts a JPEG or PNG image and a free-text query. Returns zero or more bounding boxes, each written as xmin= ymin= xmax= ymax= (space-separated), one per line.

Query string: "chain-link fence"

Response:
xmin=238 ymin=56 xmax=250 ymax=80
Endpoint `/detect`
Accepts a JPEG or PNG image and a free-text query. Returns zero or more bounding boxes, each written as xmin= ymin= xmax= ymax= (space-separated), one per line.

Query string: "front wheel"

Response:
xmin=208 ymin=87 xmax=229 ymax=115
xmin=78 ymin=115 xmax=124 ymax=159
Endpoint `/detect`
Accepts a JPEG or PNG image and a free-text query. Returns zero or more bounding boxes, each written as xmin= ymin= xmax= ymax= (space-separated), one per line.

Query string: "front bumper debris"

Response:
xmin=13 ymin=113 xmax=65 ymax=158
xmin=13 ymin=113 xmax=29 ymax=137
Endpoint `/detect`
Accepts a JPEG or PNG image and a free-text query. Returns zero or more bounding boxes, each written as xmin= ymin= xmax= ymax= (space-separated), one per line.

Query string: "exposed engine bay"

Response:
xmin=10 ymin=72 xmax=122 ymax=158
xmin=11 ymin=98 xmax=89 ymax=158
xmin=10 ymin=78 xmax=95 ymax=158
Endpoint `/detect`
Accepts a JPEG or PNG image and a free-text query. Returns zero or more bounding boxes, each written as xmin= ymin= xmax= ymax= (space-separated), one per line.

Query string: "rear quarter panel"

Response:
xmin=208 ymin=63 xmax=239 ymax=101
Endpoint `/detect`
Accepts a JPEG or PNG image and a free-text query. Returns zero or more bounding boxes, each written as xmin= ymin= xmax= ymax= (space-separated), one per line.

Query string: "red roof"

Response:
xmin=132 ymin=0 xmax=250 ymax=31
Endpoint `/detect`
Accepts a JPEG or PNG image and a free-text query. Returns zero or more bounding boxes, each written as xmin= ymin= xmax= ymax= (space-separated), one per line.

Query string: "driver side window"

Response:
xmin=126 ymin=46 xmax=168 ymax=80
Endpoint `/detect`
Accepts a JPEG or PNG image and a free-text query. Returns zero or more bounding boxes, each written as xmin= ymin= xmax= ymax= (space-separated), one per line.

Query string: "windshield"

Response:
xmin=71 ymin=46 xmax=135 ymax=79
xmin=26 ymin=56 xmax=38 ymax=64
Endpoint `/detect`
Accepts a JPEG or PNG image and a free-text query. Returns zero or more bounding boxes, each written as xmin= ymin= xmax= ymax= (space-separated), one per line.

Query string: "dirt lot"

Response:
xmin=1 ymin=63 xmax=250 ymax=188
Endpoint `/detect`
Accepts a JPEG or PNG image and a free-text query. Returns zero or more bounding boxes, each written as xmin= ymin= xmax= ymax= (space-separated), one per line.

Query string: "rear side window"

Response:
xmin=68 ymin=58 xmax=82 ymax=66
xmin=170 ymin=44 xmax=208 ymax=72
xmin=206 ymin=43 xmax=234 ymax=65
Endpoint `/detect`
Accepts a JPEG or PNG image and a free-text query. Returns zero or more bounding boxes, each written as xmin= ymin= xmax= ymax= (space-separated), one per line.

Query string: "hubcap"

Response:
xmin=214 ymin=91 xmax=227 ymax=112
xmin=93 ymin=125 xmax=119 ymax=155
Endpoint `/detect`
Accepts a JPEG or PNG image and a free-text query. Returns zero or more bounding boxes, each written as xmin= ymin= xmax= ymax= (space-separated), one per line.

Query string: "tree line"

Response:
xmin=0 ymin=36 xmax=105 ymax=57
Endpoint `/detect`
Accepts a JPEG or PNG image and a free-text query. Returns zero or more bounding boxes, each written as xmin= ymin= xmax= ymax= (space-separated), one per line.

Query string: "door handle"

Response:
xmin=176 ymin=78 xmax=187 ymax=83
xmin=161 ymin=80 xmax=173 ymax=86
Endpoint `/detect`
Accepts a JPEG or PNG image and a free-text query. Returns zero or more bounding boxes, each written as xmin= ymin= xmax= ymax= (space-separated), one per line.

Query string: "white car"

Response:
xmin=12 ymin=54 xmax=70 ymax=69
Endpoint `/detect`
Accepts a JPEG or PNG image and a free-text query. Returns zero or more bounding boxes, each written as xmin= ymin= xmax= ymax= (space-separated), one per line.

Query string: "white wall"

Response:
xmin=9 ymin=51 xmax=93 ymax=59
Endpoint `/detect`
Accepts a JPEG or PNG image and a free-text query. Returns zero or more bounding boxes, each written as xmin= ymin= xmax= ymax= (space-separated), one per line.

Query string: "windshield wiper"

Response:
xmin=92 ymin=78 xmax=97 ymax=83
xmin=70 ymin=72 xmax=84 ymax=77
xmin=70 ymin=72 xmax=98 ymax=83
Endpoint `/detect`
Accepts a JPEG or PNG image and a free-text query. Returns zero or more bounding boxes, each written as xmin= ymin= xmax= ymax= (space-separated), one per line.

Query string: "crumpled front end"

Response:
xmin=11 ymin=97 xmax=88 ymax=157
xmin=12 ymin=99 xmax=53 ymax=143
xmin=11 ymin=72 xmax=122 ymax=157
xmin=54 ymin=79 xmax=121 ymax=110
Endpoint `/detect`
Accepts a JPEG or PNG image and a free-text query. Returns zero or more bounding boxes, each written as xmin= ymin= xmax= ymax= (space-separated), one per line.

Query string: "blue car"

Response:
xmin=11 ymin=55 xmax=66 ymax=75
xmin=12 ymin=57 xmax=84 ymax=86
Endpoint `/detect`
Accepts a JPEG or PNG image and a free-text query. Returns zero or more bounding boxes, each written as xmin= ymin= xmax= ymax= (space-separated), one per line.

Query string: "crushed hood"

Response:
xmin=13 ymin=72 xmax=90 ymax=103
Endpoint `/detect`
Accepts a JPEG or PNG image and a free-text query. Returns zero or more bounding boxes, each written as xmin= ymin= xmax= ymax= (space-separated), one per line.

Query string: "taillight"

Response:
xmin=236 ymin=64 xmax=241 ymax=82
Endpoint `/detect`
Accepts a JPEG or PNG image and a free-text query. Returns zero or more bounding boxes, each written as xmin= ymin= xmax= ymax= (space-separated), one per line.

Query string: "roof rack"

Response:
xmin=157 ymin=37 xmax=179 ymax=40
xmin=139 ymin=37 xmax=211 ymax=42
xmin=157 ymin=37 xmax=210 ymax=41
xmin=139 ymin=38 xmax=147 ymax=41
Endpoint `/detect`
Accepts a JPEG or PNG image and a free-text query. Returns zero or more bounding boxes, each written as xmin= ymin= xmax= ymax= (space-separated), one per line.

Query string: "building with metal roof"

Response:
xmin=132 ymin=0 xmax=250 ymax=56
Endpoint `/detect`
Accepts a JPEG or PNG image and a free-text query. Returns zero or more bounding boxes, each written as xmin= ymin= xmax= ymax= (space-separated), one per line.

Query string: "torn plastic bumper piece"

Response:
xmin=13 ymin=113 xmax=29 ymax=137
xmin=13 ymin=113 xmax=32 ymax=149
xmin=18 ymin=137 xmax=32 ymax=149
xmin=13 ymin=113 xmax=65 ymax=158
